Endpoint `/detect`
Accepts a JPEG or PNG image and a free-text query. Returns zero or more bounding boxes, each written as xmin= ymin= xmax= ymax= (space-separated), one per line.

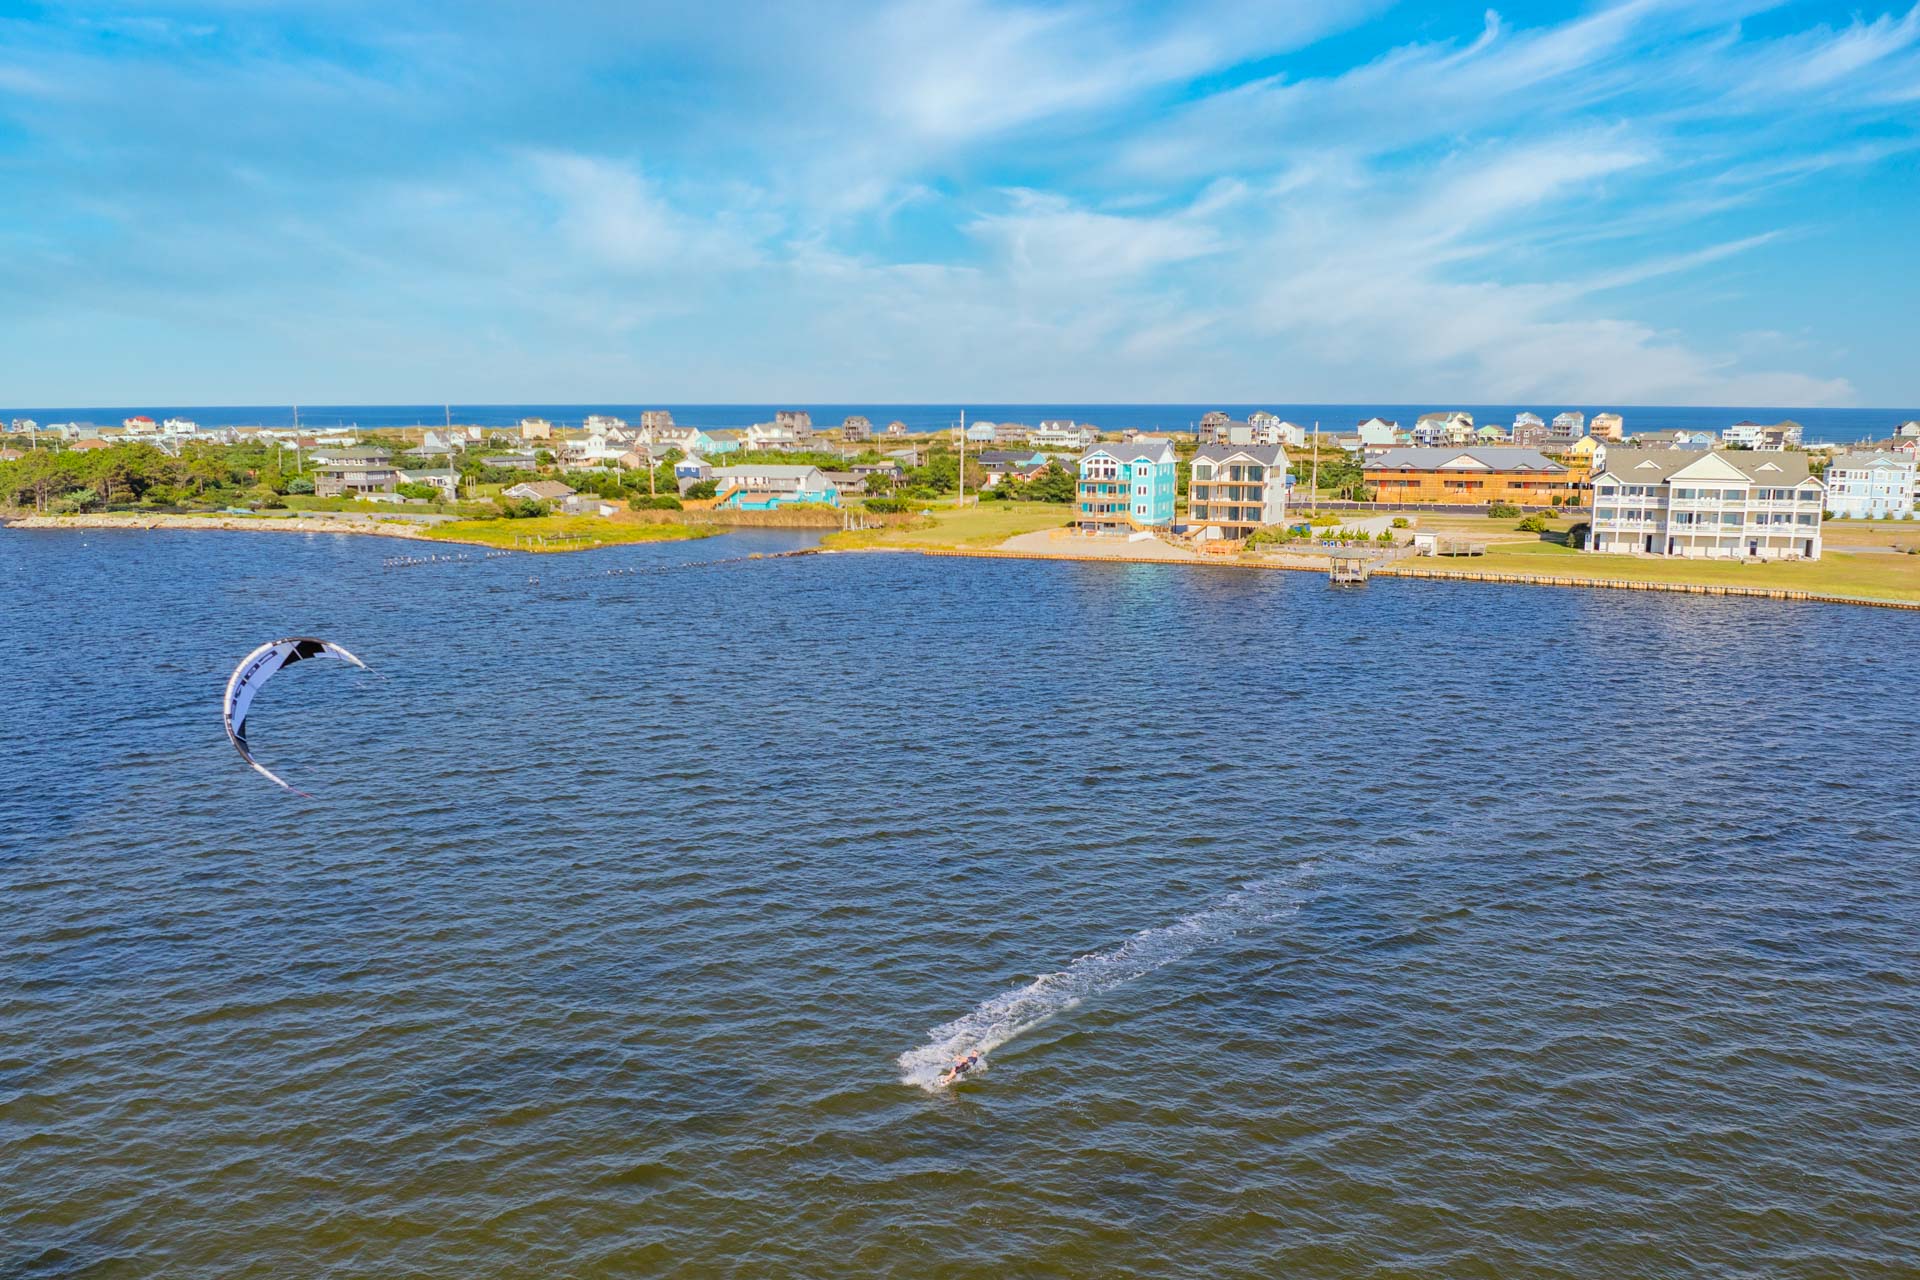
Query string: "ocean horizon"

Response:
xmin=6 ymin=402 xmax=1918 ymax=446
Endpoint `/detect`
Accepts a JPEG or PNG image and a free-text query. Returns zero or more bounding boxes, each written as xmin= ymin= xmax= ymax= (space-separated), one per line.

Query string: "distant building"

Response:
xmin=519 ymin=417 xmax=554 ymax=441
xmin=1588 ymin=450 xmax=1823 ymax=559
xmin=713 ymin=464 xmax=839 ymax=508
xmin=773 ymin=410 xmax=813 ymax=439
xmin=1823 ymin=452 xmax=1915 ymax=520
xmin=1898 ymin=420 xmax=1920 ymax=438
xmin=560 ymin=492 xmax=619 ymax=516
xmin=583 ymin=414 xmax=628 ymax=433
xmin=1591 ymin=412 xmax=1625 ymax=441
xmin=992 ymin=421 xmax=1030 ymax=445
xmin=1722 ymin=420 xmax=1801 ymax=449
xmin=1031 ymin=420 xmax=1098 ymax=450
xmin=1628 ymin=429 xmax=1716 ymax=451
xmin=314 ymin=447 xmax=399 ymax=498
xmin=1199 ymin=410 xmax=1231 ymax=437
xmin=640 ymin=410 xmax=675 ymax=432
xmin=885 ymin=420 xmax=908 ymax=437
xmin=976 ymin=450 xmax=1050 ymax=487
xmin=395 ymin=469 xmax=456 ymax=501
xmin=122 ymin=415 xmax=156 ymax=430
xmin=1548 ymin=411 xmax=1587 ymax=447
xmin=1364 ymin=448 xmax=1572 ymax=506
xmin=1075 ymin=438 xmax=1176 ymax=534
xmin=841 ymin=415 xmax=871 ymax=443
xmin=1187 ymin=443 xmax=1290 ymax=541
xmin=482 ymin=451 xmax=539 ymax=472
xmin=965 ymin=421 xmax=998 ymax=444
xmin=1412 ymin=411 xmax=1473 ymax=446
xmin=743 ymin=423 xmax=804 ymax=451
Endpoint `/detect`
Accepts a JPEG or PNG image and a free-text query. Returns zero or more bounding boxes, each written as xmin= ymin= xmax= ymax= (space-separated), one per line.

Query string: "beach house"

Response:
xmin=1549 ymin=412 xmax=1587 ymax=446
xmin=1587 ymin=450 xmax=1824 ymax=559
xmin=314 ymin=447 xmax=399 ymax=498
xmin=502 ymin=479 xmax=575 ymax=504
xmin=1187 ymin=443 xmax=1290 ymax=541
xmin=1591 ymin=412 xmax=1625 ymax=441
xmin=1075 ymin=438 xmax=1176 ymax=534
xmin=1032 ymin=420 xmax=1098 ymax=450
xmin=1822 ymin=452 xmax=1915 ymax=519
xmin=1363 ymin=448 xmax=1572 ymax=506
xmin=712 ymin=465 xmax=840 ymax=509
xmin=840 ymin=415 xmax=872 ymax=443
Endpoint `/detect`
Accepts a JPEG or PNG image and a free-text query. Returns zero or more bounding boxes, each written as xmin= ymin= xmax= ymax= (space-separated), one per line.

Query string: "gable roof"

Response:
xmin=1594 ymin=449 xmax=1818 ymax=486
xmin=1081 ymin=437 xmax=1174 ymax=465
xmin=1193 ymin=442 xmax=1288 ymax=467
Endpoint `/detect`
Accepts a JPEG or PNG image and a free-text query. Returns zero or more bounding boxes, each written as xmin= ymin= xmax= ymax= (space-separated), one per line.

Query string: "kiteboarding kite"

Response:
xmin=223 ymin=637 xmax=368 ymax=796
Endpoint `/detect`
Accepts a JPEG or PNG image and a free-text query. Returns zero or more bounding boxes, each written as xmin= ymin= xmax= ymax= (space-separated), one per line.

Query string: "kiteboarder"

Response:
xmin=939 ymin=1050 xmax=982 ymax=1087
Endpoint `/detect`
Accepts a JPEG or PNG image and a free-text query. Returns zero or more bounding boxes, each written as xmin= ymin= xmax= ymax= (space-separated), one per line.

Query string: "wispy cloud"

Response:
xmin=0 ymin=0 xmax=1912 ymax=404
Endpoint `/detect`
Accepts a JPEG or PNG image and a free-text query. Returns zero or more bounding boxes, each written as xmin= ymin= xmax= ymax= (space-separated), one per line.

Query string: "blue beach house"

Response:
xmin=1075 ymin=438 xmax=1176 ymax=534
xmin=712 ymin=464 xmax=840 ymax=509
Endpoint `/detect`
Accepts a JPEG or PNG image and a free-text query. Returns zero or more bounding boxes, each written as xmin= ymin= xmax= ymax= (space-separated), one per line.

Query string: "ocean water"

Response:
xmin=4 ymin=528 xmax=1918 ymax=1278
xmin=6 ymin=401 xmax=1919 ymax=445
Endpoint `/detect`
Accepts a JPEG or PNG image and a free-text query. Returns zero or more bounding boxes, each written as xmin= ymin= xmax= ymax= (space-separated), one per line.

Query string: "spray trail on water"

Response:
xmin=898 ymin=870 xmax=1315 ymax=1090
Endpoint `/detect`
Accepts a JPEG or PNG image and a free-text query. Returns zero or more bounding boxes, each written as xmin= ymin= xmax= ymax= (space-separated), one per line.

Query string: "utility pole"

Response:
xmin=1311 ymin=420 xmax=1320 ymax=513
xmin=958 ymin=409 xmax=966 ymax=508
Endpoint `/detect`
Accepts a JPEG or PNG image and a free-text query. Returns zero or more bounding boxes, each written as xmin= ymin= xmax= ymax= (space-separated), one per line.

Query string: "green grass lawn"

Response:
xmin=1421 ymin=540 xmax=1920 ymax=602
xmin=423 ymin=513 xmax=715 ymax=551
xmin=820 ymin=500 xmax=1071 ymax=550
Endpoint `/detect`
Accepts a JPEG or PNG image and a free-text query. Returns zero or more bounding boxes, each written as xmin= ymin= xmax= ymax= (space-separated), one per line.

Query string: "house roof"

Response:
xmin=1193 ymin=443 xmax=1288 ymax=467
xmin=1081 ymin=437 xmax=1174 ymax=465
xmin=509 ymin=480 xmax=576 ymax=499
xmin=1365 ymin=447 xmax=1566 ymax=473
xmin=713 ymin=465 xmax=825 ymax=480
xmin=1593 ymin=449 xmax=1819 ymax=486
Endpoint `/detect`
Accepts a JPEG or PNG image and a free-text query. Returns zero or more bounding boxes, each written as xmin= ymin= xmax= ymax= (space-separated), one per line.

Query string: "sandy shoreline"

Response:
xmin=12 ymin=511 xmax=1916 ymax=612
xmin=5 ymin=512 xmax=437 ymax=541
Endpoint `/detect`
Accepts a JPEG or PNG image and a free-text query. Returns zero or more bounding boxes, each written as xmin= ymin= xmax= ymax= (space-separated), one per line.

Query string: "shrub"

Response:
xmin=1375 ymin=529 xmax=1394 ymax=544
xmin=1391 ymin=516 xmax=1410 ymax=529
xmin=629 ymin=494 xmax=683 ymax=511
xmin=864 ymin=496 xmax=910 ymax=514
xmin=1487 ymin=501 xmax=1521 ymax=518
xmin=494 ymin=497 xmax=549 ymax=519
xmin=684 ymin=479 xmax=718 ymax=500
xmin=1516 ymin=513 xmax=1551 ymax=533
xmin=286 ymin=476 xmax=314 ymax=495
xmin=396 ymin=482 xmax=440 ymax=500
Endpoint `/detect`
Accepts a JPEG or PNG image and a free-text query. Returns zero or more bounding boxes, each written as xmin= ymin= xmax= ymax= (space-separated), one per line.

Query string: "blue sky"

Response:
xmin=1 ymin=1 xmax=1916 ymax=406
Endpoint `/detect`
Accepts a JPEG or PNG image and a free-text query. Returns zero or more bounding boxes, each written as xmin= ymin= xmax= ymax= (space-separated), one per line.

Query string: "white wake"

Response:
xmin=897 ymin=870 xmax=1313 ymax=1090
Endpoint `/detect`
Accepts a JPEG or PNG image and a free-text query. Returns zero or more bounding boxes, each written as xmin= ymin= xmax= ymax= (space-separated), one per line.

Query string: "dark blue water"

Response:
xmin=7 ymin=402 xmax=1918 ymax=445
xmin=4 ymin=527 xmax=1918 ymax=1277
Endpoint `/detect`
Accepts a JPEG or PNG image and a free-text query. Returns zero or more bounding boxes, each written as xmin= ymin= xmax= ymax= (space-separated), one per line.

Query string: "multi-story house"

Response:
xmin=773 ymin=410 xmax=814 ymax=439
xmin=1413 ymin=411 xmax=1473 ymax=446
xmin=640 ymin=409 xmax=675 ymax=432
xmin=1364 ymin=447 xmax=1573 ymax=506
xmin=743 ymin=422 xmax=804 ymax=451
xmin=712 ymin=464 xmax=840 ymax=509
xmin=314 ymin=447 xmax=398 ymax=498
xmin=1822 ymin=451 xmax=1915 ymax=519
xmin=993 ymin=421 xmax=1030 ymax=445
xmin=1548 ymin=411 xmax=1587 ymax=446
xmin=518 ymin=417 xmax=554 ymax=440
xmin=1075 ymin=438 xmax=1176 ymax=534
xmin=1591 ymin=411 xmax=1625 ymax=441
xmin=1187 ymin=443 xmax=1289 ymax=541
xmin=841 ymin=415 xmax=871 ymax=443
xmin=1587 ymin=449 xmax=1824 ymax=559
xmin=1513 ymin=411 xmax=1545 ymax=438
xmin=1721 ymin=420 xmax=1800 ymax=449
xmin=1032 ymin=420 xmax=1098 ymax=450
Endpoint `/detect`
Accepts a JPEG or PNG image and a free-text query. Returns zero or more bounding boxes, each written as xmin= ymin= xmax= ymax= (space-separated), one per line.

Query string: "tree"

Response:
xmin=1026 ymin=462 xmax=1077 ymax=503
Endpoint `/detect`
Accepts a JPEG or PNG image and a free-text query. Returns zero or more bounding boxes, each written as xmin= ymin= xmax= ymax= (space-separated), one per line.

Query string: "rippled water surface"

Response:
xmin=4 ymin=528 xmax=1918 ymax=1278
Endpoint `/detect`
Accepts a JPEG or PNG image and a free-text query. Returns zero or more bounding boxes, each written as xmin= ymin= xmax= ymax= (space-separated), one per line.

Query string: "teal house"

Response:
xmin=1075 ymin=438 xmax=1176 ymax=534
xmin=713 ymin=464 xmax=840 ymax=509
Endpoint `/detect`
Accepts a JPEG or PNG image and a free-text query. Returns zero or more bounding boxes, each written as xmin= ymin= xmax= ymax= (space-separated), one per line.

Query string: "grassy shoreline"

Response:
xmin=13 ymin=506 xmax=1919 ymax=609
